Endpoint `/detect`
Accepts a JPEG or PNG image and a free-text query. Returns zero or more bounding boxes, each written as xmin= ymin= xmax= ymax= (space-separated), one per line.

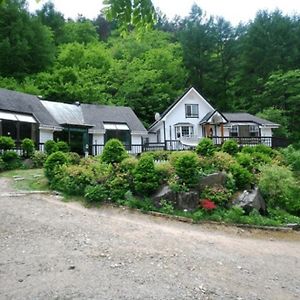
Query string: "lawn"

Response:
xmin=0 ymin=168 xmax=49 ymax=191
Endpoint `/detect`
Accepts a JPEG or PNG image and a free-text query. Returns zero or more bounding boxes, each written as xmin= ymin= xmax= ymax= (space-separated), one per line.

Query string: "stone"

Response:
xmin=152 ymin=185 xmax=199 ymax=211
xmin=233 ymin=187 xmax=266 ymax=214
xmin=198 ymin=172 xmax=227 ymax=190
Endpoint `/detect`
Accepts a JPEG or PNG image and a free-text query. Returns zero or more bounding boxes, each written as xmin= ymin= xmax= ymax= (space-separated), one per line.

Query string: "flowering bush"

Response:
xmin=200 ymin=199 xmax=216 ymax=211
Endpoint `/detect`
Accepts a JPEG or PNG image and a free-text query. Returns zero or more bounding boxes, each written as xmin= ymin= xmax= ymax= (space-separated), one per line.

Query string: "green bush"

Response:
xmin=101 ymin=139 xmax=128 ymax=164
xmin=32 ymin=151 xmax=47 ymax=168
xmin=169 ymin=151 xmax=193 ymax=166
xmin=251 ymin=152 xmax=272 ymax=166
xmin=221 ymin=139 xmax=239 ymax=155
xmin=236 ymin=152 xmax=254 ymax=171
xmin=44 ymin=140 xmax=58 ymax=155
xmin=44 ymin=151 xmax=68 ymax=182
xmin=21 ymin=138 xmax=35 ymax=158
xmin=281 ymin=145 xmax=300 ymax=172
xmin=106 ymin=172 xmax=130 ymax=201
xmin=174 ymin=152 xmax=199 ymax=187
xmin=67 ymin=152 xmax=81 ymax=165
xmin=196 ymin=138 xmax=216 ymax=156
xmin=1 ymin=151 xmax=21 ymax=170
xmin=134 ymin=155 xmax=159 ymax=195
xmin=0 ymin=157 xmax=5 ymax=172
xmin=212 ymin=151 xmax=235 ymax=171
xmin=200 ymin=186 xmax=232 ymax=207
xmin=120 ymin=157 xmax=138 ymax=174
xmin=229 ymin=163 xmax=254 ymax=190
xmin=224 ymin=206 xmax=245 ymax=223
xmin=56 ymin=141 xmax=69 ymax=153
xmin=84 ymin=185 xmax=109 ymax=203
xmin=253 ymin=144 xmax=274 ymax=156
xmin=61 ymin=164 xmax=96 ymax=196
xmin=259 ymin=165 xmax=300 ymax=214
xmin=141 ymin=150 xmax=171 ymax=161
xmin=0 ymin=136 xmax=15 ymax=150
xmin=155 ymin=161 xmax=174 ymax=184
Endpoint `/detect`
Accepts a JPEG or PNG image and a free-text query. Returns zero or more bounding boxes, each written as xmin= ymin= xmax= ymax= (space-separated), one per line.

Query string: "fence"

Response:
xmin=1 ymin=136 xmax=290 ymax=156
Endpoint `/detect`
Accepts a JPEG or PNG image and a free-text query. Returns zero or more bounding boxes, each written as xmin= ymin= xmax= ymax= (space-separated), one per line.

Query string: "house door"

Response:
xmin=239 ymin=125 xmax=250 ymax=137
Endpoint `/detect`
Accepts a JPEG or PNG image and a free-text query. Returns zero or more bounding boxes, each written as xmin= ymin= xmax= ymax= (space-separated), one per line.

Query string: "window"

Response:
xmin=249 ymin=125 xmax=259 ymax=137
xmin=175 ymin=125 xmax=194 ymax=138
xmin=2 ymin=120 xmax=17 ymax=140
xmin=105 ymin=130 xmax=131 ymax=150
xmin=229 ymin=125 xmax=238 ymax=137
xmin=185 ymin=104 xmax=198 ymax=118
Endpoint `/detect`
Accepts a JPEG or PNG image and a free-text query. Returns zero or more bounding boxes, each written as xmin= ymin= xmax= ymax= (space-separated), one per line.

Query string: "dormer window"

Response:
xmin=185 ymin=104 xmax=198 ymax=118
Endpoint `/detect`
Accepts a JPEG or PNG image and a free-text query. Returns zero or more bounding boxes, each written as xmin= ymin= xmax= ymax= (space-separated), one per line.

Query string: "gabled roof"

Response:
xmin=0 ymin=88 xmax=58 ymax=127
xmin=149 ymin=87 xmax=213 ymax=130
xmin=223 ymin=113 xmax=279 ymax=127
xmin=81 ymin=104 xmax=147 ymax=134
xmin=199 ymin=110 xmax=228 ymax=124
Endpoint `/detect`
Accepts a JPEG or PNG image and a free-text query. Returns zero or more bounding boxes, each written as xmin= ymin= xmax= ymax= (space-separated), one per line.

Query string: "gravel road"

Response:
xmin=0 ymin=178 xmax=300 ymax=300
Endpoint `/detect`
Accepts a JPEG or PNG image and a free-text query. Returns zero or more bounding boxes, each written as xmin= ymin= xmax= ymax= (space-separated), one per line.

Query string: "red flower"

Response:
xmin=200 ymin=199 xmax=216 ymax=211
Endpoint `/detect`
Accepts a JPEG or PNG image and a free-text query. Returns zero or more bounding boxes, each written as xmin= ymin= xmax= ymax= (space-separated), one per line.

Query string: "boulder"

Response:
xmin=152 ymin=185 xmax=199 ymax=211
xmin=198 ymin=172 xmax=227 ymax=190
xmin=233 ymin=187 xmax=266 ymax=214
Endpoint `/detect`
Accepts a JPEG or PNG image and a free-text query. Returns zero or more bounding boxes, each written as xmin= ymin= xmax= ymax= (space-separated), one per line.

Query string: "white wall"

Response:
xmin=152 ymin=89 xmax=214 ymax=141
xmin=39 ymin=129 xmax=54 ymax=144
xmin=92 ymin=133 xmax=104 ymax=145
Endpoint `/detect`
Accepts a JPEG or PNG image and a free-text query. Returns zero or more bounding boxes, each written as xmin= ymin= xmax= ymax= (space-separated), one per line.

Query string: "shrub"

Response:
xmin=1 ymin=151 xmax=21 ymax=170
xmin=0 ymin=136 xmax=15 ymax=150
xmin=106 ymin=172 xmax=131 ymax=202
xmin=229 ymin=163 xmax=254 ymax=190
xmin=253 ymin=144 xmax=274 ymax=156
xmin=56 ymin=141 xmax=69 ymax=153
xmin=67 ymin=152 xmax=81 ymax=165
xmin=44 ymin=140 xmax=58 ymax=155
xmin=281 ymin=145 xmax=300 ymax=172
xmin=169 ymin=151 xmax=193 ymax=166
xmin=120 ymin=157 xmax=138 ymax=174
xmin=174 ymin=152 xmax=199 ymax=187
xmin=259 ymin=165 xmax=300 ymax=214
xmin=0 ymin=157 xmax=5 ymax=172
xmin=32 ymin=151 xmax=47 ymax=168
xmin=251 ymin=152 xmax=272 ymax=166
xmin=200 ymin=186 xmax=232 ymax=207
xmin=84 ymin=185 xmax=108 ymax=203
xmin=159 ymin=199 xmax=175 ymax=214
xmin=21 ymin=138 xmax=35 ymax=158
xmin=101 ymin=139 xmax=128 ymax=164
xmin=61 ymin=164 xmax=96 ymax=196
xmin=200 ymin=199 xmax=217 ymax=211
xmin=196 ymin=138 xmax=216 ymax=156
xmin=221 ymin=139 xmax=239 ymax=155
xmin=155 ymin=161 xmax=174 ymax=184
xmin=44 ymin=151 xmax=68 ymax=182
xmin=224 ymin=206 xmax=245 ymax=223
xmin=142 ymin=150 xmax=171 ymax=161
xmin=212 ymin=151 xmax=235 ymax=171
xmin=134 ymin=155 xmax=159 ymax=195
xmin=236 ymin=152 xmax=254 ymax=171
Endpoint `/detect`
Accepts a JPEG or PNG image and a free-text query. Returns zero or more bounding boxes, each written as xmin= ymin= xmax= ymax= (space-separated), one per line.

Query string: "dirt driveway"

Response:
xmin=0 ymin=178 xmax=299 ymax=300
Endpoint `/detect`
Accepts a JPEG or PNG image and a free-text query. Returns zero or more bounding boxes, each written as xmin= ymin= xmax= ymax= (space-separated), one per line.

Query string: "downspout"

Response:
xmin=163 ymin=121 xmax=166 ymax=150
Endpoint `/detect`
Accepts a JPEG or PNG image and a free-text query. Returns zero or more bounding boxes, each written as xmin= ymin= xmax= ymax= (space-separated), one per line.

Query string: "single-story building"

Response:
xmin=148 ymin=87 xmax=280 ymax=148
xmin=0 ymin=89 xmax=147 ymax=154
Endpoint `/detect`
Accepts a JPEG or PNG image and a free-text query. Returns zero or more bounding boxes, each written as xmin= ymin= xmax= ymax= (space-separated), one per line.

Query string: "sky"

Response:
xmin=27 ymin=0 xmax=300 ymax=25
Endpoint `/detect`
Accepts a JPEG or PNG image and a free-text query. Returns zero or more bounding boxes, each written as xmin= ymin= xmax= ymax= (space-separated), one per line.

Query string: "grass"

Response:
xmin=0 ymin=168 xmax=49 ymax=191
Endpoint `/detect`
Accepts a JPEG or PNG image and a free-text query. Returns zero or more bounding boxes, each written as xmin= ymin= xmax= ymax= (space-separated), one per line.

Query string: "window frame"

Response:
xmin=185 ymin=104 xmax=199 ymax=118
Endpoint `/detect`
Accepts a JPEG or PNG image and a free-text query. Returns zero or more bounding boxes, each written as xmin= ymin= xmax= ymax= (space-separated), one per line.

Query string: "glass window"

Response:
xmin=19 ymin=122 xmax=32 ymax=140
xmin=175 ymin=126 xmax=194 ymax=138
xmin=229 ymin=125 xmax=238 ymax=137
xmin=2 ymin=120 xmax=17 ymax=140
xmin=185 ymin=104 xmax=199 ymax=118
xmin=249 ymin=125 xmax=259 ymax=137
xmin=105 ymin=130 xmax=131 ymax=150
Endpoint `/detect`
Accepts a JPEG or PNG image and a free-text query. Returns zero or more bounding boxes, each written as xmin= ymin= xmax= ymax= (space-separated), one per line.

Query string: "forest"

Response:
xmin=0 ymin=0 xmax=299 ymax=144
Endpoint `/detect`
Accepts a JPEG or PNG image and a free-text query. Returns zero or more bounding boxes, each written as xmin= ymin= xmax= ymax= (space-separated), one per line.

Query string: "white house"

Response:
xmin=148 ymin=87 xmax=279 ymax=148
xmin=0 ymin=89 xmax=147 ymax=154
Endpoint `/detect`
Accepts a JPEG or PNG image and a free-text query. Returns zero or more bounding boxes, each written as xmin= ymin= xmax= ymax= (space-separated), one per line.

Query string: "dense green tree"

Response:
xmin=36 ymin=1 xmax=65 ymax=45
xmin=0 ymin=0 xmax=55 ymax=77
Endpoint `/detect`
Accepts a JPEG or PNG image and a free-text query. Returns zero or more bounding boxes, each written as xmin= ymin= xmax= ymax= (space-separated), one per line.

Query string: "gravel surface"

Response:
xmin=0 ymin=178 xmax=300 ymax=300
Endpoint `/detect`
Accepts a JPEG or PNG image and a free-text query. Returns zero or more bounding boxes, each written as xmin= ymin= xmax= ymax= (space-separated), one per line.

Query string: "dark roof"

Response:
xmin=223 ymin=113 xmax=279 ymax=126
xmin=0 ymin=89 xmax=58 ymax=126
xmin=199 ymin=110 xmax=228 ymax=124
xmin=81 ymin=104 xmax=147 ymax=133
xmin=0 ymin=89 xmax=147 ymax=133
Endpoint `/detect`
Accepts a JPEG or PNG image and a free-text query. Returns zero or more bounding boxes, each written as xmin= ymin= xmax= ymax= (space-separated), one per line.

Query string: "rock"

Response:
xmin=286 ymin=224 xmax=300 ymax=231
xmin=233 ymin=187 xmax=266 ymax=214
xmin=14 ymin=177 xmax=25 ymax=181
xmin=176 ymin=191 xmax=199 ymax=211
xmin=152 ymin=185 xmax=199 ymax=211
xmin=68 ymin=265 xmax=75 ymax=270
xmin=22 ymin=159 xmax=34 ymax=169
xmin=198 ymin=172 xmax=227 ymax=190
